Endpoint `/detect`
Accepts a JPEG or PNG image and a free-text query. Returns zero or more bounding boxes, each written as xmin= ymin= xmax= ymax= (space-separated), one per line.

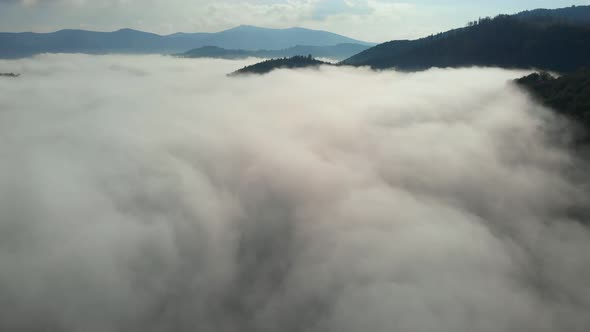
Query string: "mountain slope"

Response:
xmin=515 ymin=5 xmax=590 ymax=24
xmin=0 ymin=26 xmax=372 ymax=58
xmin=342 ymin=6 xmax=590 ymax=72
xmin=179 ymin=43 xmax=370 ymax=61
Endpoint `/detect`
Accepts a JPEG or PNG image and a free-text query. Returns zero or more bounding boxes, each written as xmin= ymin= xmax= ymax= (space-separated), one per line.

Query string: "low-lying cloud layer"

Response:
xmin=0 ymin=54 xmax=589 ymax=332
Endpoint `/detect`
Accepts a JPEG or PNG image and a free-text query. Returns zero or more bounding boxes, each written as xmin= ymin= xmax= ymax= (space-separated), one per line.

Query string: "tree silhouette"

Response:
xmin=231 ymin=55 xmax=330 ymax=75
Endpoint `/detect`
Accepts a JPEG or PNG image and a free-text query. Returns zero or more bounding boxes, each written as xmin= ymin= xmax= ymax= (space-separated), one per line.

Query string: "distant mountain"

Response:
xmin=0 ymin=25 xmax=372 ymax=58
xmin=180 ymin=46 xmax=252 ymax=59
xmin=195 ymin=25 xmax=372 ymax=50
xmin=342 ymin=5 xmax=590 ymax=73
xmin=179 ymin=43 xmax=371 ymax=61
xmin=231 ymin=55 xmax=331 ymax=75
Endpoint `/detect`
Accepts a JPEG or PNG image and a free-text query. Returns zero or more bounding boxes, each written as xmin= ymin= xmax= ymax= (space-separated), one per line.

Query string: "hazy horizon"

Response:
xmin=1 ymin=1 xmax=589 ymax=42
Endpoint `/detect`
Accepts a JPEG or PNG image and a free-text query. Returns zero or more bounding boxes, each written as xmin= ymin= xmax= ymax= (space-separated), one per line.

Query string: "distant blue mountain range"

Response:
xmin=0 ymin=25 xmax=374 ymax=58
xmin=178 ymin=43 xmax=371 ymax=61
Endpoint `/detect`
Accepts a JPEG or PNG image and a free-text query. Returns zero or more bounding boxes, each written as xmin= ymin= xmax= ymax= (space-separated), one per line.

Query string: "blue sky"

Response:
xmin=0 ymin=0 xmax=589 ymax=42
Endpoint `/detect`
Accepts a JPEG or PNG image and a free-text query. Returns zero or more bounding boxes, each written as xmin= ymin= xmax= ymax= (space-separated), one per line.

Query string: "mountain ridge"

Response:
xmin=341 ymin=5 xmax=590 ymax=73
xmin=231 ymin=55 xmax=331 ymax=75
xmin=178 ymin=43 xmax=371 ymax=61
xmin=515 ymin=5 xmax=590 ymax=24
xmin=0 ymin=26 xmax=373 ymax=58
xmin=232 ymin=5 xmax=590 ymax=75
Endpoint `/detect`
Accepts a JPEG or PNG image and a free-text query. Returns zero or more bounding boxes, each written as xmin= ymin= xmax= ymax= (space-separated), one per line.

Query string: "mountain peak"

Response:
xmin=225 ymin=25 xmax=311 ymax=33
xmin=236 ymin=24 xmax=258 ymax=29
xmin=228 ymin=25 xmax=264 ymax=31
xmin=114 ymin=28 xmax=143 ymax=33
xmin=0 ymin=25 xmax=372 ymax=58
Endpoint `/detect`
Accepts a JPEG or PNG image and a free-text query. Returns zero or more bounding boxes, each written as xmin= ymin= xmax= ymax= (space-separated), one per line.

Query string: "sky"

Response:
xmin=0 ymin=0 xmax=589 ymax=43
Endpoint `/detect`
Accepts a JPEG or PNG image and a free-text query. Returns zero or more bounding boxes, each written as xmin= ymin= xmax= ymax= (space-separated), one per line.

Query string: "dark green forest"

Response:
xmin=514 ymin=5 xmax=590 ymax=24
xmin=231 ymin=55 xmax=330 ymax=75
xmin=342 ymin=14 xmax=590 ymax=72
xmin=516 ymin=69 xmax=590 ymax=130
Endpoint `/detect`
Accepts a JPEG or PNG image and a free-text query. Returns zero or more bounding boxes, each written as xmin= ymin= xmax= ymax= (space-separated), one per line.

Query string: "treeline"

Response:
xmin=516 ymin=68 xmax=590 ymax=129
xmin=231 ymin=55 xmax=330 ymax=75
xmin=179 ymin=44 xmax=370 ymax=61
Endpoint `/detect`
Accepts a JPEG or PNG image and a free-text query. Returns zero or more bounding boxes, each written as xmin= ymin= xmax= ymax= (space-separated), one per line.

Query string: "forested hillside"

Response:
xmin=231 ymin=55 xmax=330 ymax=75
xmin=516 ymin=69 xmax=590 ymax=129
xmin=343 ymin=9 xmax=590 ymax=72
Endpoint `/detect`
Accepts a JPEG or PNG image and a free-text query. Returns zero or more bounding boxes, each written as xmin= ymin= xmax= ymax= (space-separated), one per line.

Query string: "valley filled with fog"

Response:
xmin=1 ymin=55 xmax=589 ymax=332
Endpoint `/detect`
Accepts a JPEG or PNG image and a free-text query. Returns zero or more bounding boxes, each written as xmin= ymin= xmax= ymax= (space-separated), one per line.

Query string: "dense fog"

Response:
xmin=0 ymin=54 xmax=589 ymax=332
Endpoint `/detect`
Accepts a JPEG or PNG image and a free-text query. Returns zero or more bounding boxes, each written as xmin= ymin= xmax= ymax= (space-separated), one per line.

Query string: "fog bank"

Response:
xmin=0 ymin=54 xmax=589 ymax=332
